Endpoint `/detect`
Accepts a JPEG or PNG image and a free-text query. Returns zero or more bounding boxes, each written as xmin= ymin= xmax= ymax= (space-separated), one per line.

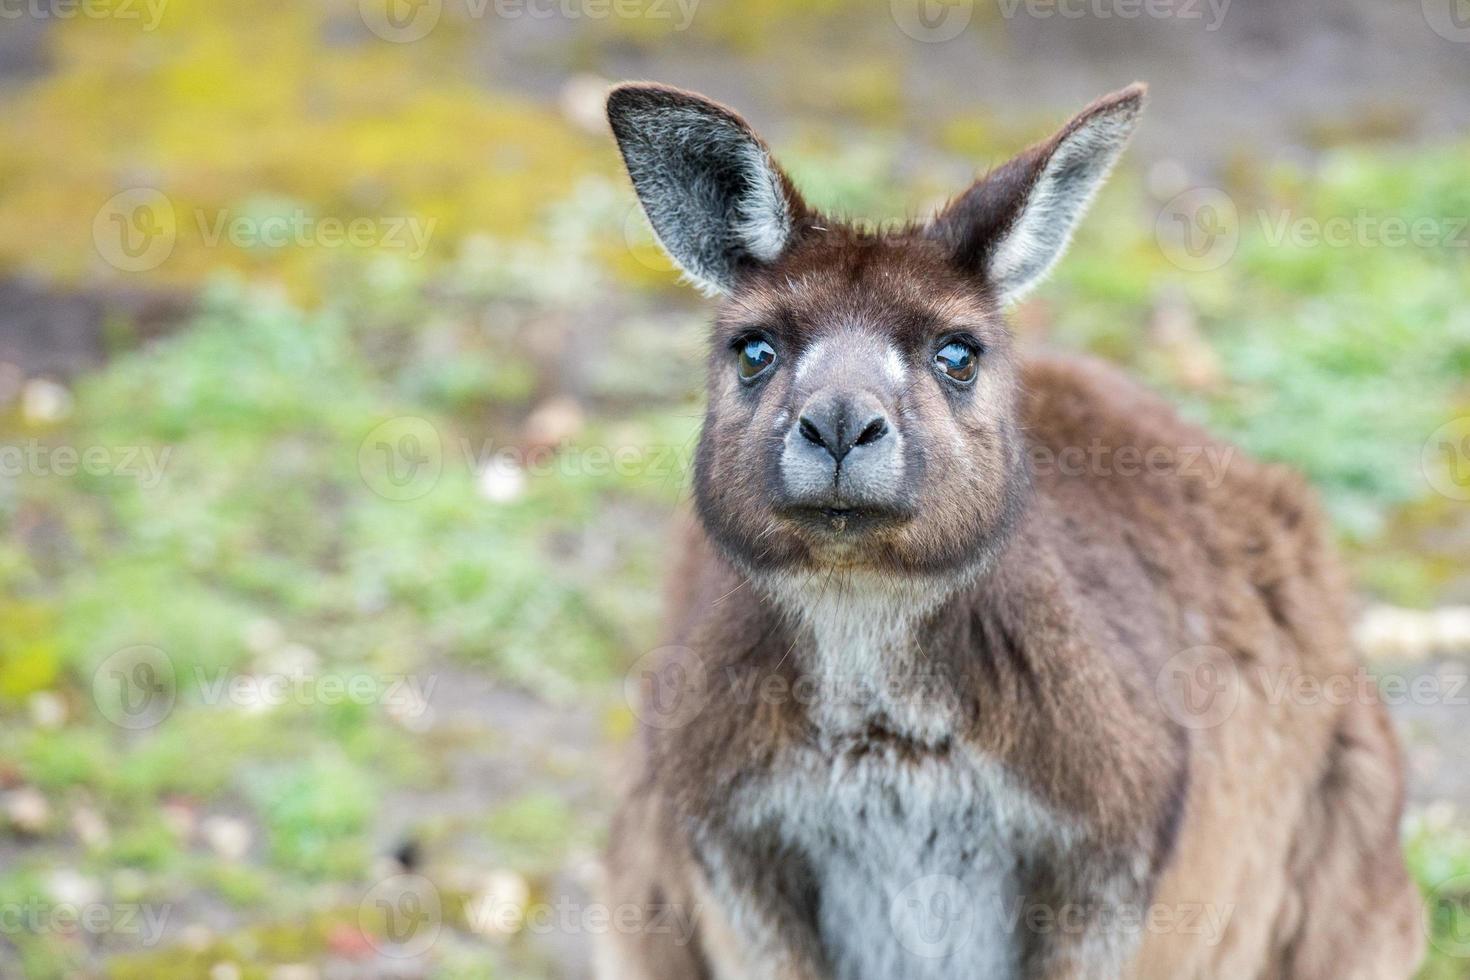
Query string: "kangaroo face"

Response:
xmin=694 ymin=233 xmax=1026 ymax=577
xmin=608 ymin=82 xmax=1144 ymax=577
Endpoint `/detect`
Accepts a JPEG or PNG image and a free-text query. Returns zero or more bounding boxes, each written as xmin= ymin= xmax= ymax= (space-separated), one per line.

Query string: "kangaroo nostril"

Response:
xmin=854 ymin=417 xmax=889 ymax=447
xmin=796 ymin=400 xmax=891 ymax=464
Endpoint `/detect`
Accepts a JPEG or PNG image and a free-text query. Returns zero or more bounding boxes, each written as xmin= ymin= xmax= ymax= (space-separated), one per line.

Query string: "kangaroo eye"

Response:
xmin=737 ymin=338 xmax=777 ymax=381
xmin=934 ymin=340 xmax=978 ymax=384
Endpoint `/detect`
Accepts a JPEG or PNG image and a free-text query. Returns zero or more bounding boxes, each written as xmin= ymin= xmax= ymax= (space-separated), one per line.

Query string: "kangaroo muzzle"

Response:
xmin=779 ymin=383 xmax=908 ymax=528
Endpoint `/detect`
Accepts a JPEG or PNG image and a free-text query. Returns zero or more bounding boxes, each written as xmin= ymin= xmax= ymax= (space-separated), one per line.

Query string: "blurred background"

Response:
xmin=0 ymin=0 xmax=1468 ymax=976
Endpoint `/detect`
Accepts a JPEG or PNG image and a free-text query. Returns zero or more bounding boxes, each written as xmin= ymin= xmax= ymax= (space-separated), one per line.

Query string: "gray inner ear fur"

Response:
xmin=608 ymin=91 xmax=794 ymax=295
xmin=989 ymin=101 xmax=1141 ymax=304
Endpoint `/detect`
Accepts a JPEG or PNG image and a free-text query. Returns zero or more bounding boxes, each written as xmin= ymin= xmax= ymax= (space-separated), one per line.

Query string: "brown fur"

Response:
xmin=598 ymin=84 xmax=1422 ymax=980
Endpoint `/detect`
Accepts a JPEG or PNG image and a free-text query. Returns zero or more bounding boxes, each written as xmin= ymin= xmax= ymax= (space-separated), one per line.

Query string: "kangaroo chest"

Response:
xmin=729 ymin=594 xmax=1080 ymax=980
xmin=768 ymin=738 xmax=1057 ymax=980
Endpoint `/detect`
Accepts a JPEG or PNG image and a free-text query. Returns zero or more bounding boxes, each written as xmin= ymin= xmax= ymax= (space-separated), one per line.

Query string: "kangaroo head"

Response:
xmin=608 ymin=83 xmax=1144 ymax=580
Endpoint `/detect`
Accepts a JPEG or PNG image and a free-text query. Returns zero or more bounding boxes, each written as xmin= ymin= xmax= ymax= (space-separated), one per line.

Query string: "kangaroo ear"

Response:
xmin=929 ymin=84 xmax=1145 ymax=305
xmin=607 ymin=83 xmax=806 ymax=296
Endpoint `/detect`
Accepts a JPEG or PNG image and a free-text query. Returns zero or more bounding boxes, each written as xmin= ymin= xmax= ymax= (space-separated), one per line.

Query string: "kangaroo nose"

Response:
xmin=797 ymin=391 xmax=890 ymax=464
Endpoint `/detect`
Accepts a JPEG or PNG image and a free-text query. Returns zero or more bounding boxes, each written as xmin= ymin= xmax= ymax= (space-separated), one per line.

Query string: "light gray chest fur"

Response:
xmin=737 ymin=581 xmax=1081 ymax=980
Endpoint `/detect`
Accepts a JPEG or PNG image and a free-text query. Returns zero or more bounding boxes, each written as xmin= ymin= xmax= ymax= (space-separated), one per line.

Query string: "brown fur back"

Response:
xmin=1020 ymin=355 xmax=1422 ymax=976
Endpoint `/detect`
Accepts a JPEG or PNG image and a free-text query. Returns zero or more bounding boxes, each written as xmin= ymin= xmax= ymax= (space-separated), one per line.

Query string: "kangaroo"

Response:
xmin=597 ymin=82 xmax=1423 ymax=979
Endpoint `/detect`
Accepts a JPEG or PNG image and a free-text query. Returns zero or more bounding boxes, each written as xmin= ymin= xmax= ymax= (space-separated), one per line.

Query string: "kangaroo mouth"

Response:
xmin=778 ymin=503 xmax=911 ymax=536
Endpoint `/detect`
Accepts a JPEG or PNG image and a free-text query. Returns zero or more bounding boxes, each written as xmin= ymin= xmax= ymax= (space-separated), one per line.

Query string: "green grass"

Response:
xmin=1407 ymin=808 xmax=1470 ymax=978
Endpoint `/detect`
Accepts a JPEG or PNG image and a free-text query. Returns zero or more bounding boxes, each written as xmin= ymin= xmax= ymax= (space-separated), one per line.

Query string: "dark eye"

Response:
xmin=934 ymin=340 xmax=978 ymax=384
xmin=737 ymin=337 xmax=777 ymax=381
